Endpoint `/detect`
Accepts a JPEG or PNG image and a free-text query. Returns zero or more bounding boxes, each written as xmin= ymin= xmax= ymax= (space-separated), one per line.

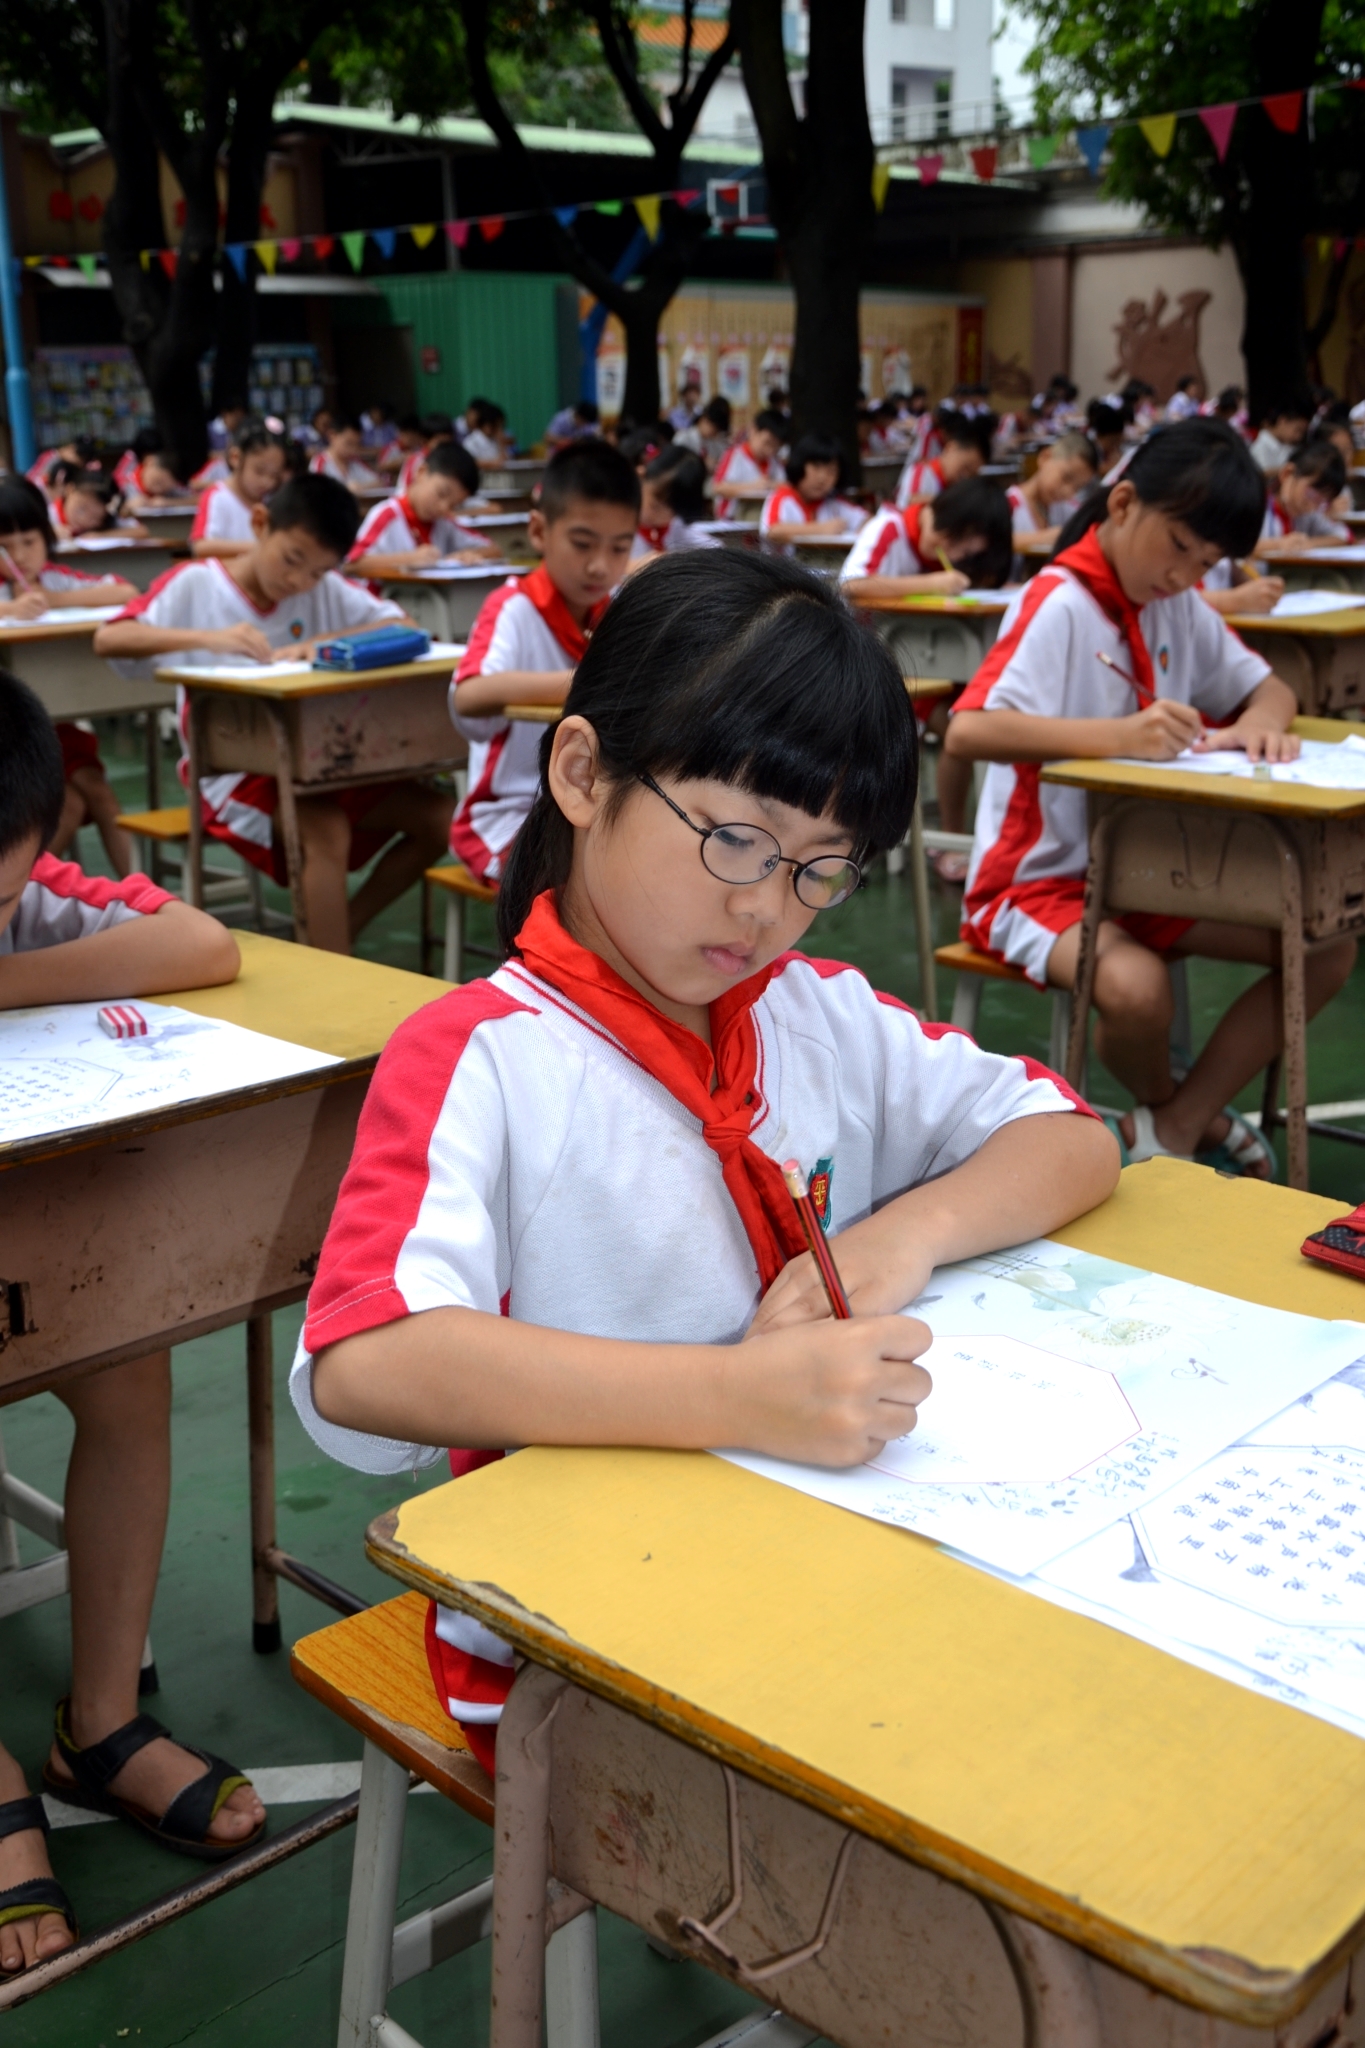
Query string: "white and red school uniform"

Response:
xmin=956 ymin=526 xmax=1271 ymax=987
xmin=112 ymin=450 xmax=140 ymax=496
xmin=1261 ymin=496 xmax=1350 ymax=544
xmin=190 ymin=456 xmax=230 ymax=490
xmin=2 ymin=854 xmax=172 ymax=958
xmin=310 ymin=450 xmax=381 ymax=489
xmin=758 ymin=484 xmax=865 ymax=550
xmin=2 ymin=563 xmax=129 ymax=780
xmin=189 ymin=481 xmax=257 ymax=549
xmin=895 ymin=456 xmax=947 ymax=509
xmin=396 ymin=448 xmax=428 ymax=494
xmin=0 ymin=561 xmax=113 ymax=604
xmin=711 ymin=441 xmax=785 ymax=520
xmin=108 ymin=560 xmax=405 ymax=882
xmin=838 ymin=502 xmax=933 ymax=583
xmin=448 ymin=565 xmax=604 ymax=884
xmin=289 ymin=889 xmax=1095 ymax=1764
xmin=347 ymin=494 xmax=489 ymax=585
xmin=629 ymin=516 xmax=722 ymax=559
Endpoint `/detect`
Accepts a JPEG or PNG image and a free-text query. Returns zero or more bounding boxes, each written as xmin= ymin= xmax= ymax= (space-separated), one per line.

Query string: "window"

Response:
xmin=890 ymin=0 xmax=907 ymax=18
xmin=934 ymin=77 xmax=952 ymax=134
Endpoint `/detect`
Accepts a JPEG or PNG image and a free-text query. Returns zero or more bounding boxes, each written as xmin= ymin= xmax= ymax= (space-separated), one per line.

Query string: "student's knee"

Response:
xmin=295 ymin=800 xmax=351 ymax=865
xmin=58 ymin=1349 xmax=171 ymax=1430
xmin=1093 ymin=943 xmax=1172 ymax=1031
xmin=411 ymin=787 xmax=456 ymax=853
xmin=1310 ymin=935 xmax=1357 ymax=1005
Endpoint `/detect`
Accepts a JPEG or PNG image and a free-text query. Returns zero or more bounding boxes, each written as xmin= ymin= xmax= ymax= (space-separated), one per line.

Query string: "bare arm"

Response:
xmin=454 ymin=668 xmax=573 ymax=716
xmin=1201 ymin=672 xmax=1299 ymax=760
xmin=0 ymin=899 xmax=240 ymax=1011
xmin=94 ymin=617 xmax=278 ymax=663
xmin=50 ymin=579 xmax=140 ymax=607
xmin=764 ymin=518 xmax=847 ymax=540
xmin=947 ymin=699 xmax=1205 ymax=763
xmin=751 ymin=1111 xmax=1119 ymax=1333
xmin=190 ymin=537 xmax=253 ymax=559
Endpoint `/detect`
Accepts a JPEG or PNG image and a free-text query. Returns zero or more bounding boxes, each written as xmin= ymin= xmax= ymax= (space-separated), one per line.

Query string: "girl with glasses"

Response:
xmin=289 ymin=549 xmax=1118 ymax=1766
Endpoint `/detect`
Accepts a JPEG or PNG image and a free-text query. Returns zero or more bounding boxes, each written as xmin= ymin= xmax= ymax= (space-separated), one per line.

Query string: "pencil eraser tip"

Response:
xmin=98 ymin=1003 xmax=148 ymax=1039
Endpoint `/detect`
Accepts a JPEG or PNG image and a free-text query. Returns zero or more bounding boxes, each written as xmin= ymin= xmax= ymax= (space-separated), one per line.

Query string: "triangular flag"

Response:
xmin=969 ymin=144 xmax=998 ymax=182
xmin=279 ymin=237 xmax=301 ymax=262
xmin=445 ymin=220 xmax=469 ymax=249
xmin=410 ymin=223 xmax=436 ymax=248
xmin=139 ymin=249 xmax=151 ymax=271
xmin=314 ymin=235 xmax=335 ymax=260
xmin=76 ymin=254 xmax=98 ymax=280
xmin=1198 ymin=104 xmax=1237 ymax=160
xmin=915 ymin=154 xmax=943 ymax=186
xmin=1139 ymin=113 xmax=1177 ymax=157
xmin=675 ymin=189 xmax=701 ymax=207
xmin=1027 ymin=133 xmax=1058 ymax=167
xmin=159 ymin=248 xmax=178 ymax=279
xmin=1335 ymin=238 xmax=1351 ymax=261
xmin=254 ymin=240 xmax=277 ymax=275
xmin=372 ymin=228 xmax=396 ymax=259
xmin=1263 ymin=91 xmax=1303 ymax=133
xmin=634 ymin=194 xmax=661 ymax=240
xmin=871 ymin=163 xmax=891 ymax=211
xmin=1318 ymin=235 xmax=1334 ymax=261
xmin=553 ymin=205 xmax=578 ymax=228
xmin=225 ymin=243 xmax=248 ymax=281
xmin=595 ymin=199 xmax=623 ymax=216
xmin=1075 ymin=122 xmax=1111 ymax=176
xmin=479 ymin=215 xmax=504 ymax=241
xmin=342 ymin=230 xmax=366 ymax=271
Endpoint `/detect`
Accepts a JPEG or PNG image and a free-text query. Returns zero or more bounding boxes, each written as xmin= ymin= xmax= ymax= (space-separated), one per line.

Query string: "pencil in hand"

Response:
xmin=782 ymin=1160 xmax=852 ymax=1320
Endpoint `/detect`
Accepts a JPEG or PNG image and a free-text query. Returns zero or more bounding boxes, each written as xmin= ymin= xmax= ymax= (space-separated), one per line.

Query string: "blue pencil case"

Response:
xmin=312 ymin=625 xmax=431 ymax=670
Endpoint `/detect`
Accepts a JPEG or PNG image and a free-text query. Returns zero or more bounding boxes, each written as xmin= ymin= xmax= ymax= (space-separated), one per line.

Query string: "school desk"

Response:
xmin=55 ymin=534 xmax=179 ymax=589
xmin=0 ymin=615 xmax=172 ymax=805
xmin=131 ymin=501 xmax=197 ymax=547
xmin=366 ymin=1158 xmax=1365 ymax=2048
xmin=859 ymin=453 xmax=904 ymax=501
xmin=1223 ymin=605 xmax=1365 ymax=716
xmin=375 ymin=561 xmax=526 ymax=640
xmin=1255 ymin=543 xmax=1365 ymax=594
xmin=1042 ymin=714 xmax=1365 ymax=1190
xmin=853 ymin=587 xmax=1009 ymax=683
xmin=159 ymin=651 xmax=466 ymax=944
xmin=1015 ymin=531 xmax=1054 ymax=575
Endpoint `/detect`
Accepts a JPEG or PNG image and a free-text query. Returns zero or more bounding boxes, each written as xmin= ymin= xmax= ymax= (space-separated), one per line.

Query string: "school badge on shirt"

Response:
xmin=808 ymin=1157 xmax=834 ymax=1232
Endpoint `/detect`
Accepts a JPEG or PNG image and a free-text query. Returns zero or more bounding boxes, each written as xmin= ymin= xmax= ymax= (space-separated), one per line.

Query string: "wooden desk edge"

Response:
xmin=156 ymin=657 xmax=460 ymax=697
xmin=1040 ymin=759 xmax=1365 ymax=817
xmin=364 ymin=1508 xmax=1346 ymax=2027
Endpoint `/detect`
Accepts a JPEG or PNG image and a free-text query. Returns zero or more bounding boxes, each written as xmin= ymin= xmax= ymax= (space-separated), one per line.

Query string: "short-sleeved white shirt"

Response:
xmin=448 ymin=575 xmax=573 ymax=882
xmin=2 ymin=854 xmax=171 ymax=956
xmin=839 ymin=506 xmax=928 ymax=582
xmin=190 ymin=482 xmax=256 ymax=546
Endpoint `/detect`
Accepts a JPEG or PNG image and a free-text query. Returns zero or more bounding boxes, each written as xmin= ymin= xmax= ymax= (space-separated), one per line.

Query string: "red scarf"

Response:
xmin=513 ymin=891 xmax=808 ymax=1290
xmin=1052 ymin=525 xmax=1157 ymax=709
xmin=902 ymin=501 xmax=927 ymax=570
xmin=399 ymin=494 xmax=432 ymax=546
xmin=1268 ymin=497 xmax=1291 ymax=540
xmin=519 ymin=563 xmax=607 ymax=663
xmin=639 ymin=521 xmax=670 ymax=552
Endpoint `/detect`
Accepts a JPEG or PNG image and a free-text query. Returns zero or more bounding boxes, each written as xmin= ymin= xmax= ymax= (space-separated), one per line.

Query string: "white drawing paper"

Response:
xmin=1269 ymin=588 xmax=1365 ymax=617
xmin=721 ymin=1240 xmax=1365 ymax=1578
xmin=1113 ymin=735 xmax=1365 ymax=791
xmin=410 ymin=562 xmax=523 ymax=582
xmin=154 ymin=641 xmax=466 ymax=682
xmin=0 ymin=608 xmax=120 ymax=628
xmin=0 ymin=1001 xmax=340 ymax=1146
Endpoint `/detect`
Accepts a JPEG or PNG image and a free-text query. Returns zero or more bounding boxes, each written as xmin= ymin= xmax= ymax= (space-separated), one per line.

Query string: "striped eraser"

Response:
xmin=97 ymin=1002 xmax=149 ymax=1039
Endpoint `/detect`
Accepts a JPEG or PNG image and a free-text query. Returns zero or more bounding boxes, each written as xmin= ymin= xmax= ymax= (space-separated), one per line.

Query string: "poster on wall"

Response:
xmin=679 ymin=344 xmax=711 ymax=404
xmin=717 ymin=344 xmax=751 ymax=408
xmin=882 ymin=347 xmax=913 ymax=396
xmin=957 ymin=307 xmax=985 ymax=387
xmin=860 ymin=350 xmax=876 ymax=401
xmin=596 ymin=341 xmax=626 ymax=418
xmin=758 ymin=342 xmax=790 ymax=399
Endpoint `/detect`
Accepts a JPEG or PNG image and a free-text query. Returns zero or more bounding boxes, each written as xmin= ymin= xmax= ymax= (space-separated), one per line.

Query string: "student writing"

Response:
xmin=894 ymin=409 xmax=993 ymax=508
xmin=631 ymin=445 xmax=722 ymax=557
xmin=711 ymin=409 xmax=786 ymax=519
xmin=189 ymin=422 xmax=287 ymax=559
xmin=759 ymin=435 xmax=868 ymax=550
xmin=346 ymin=439 xmax=500 ymax=584
xmin=947 ymin=419 xmax=1355 ymax=1177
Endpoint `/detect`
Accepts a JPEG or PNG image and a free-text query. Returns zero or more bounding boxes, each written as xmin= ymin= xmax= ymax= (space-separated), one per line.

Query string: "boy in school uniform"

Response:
xmin=0 ymin=677 xmax=263 ymax=1975
xmin=309 ymin=418 xmax=380 ymax=490
xmin=346 ymin=440 xmax=500 ymax=585
xmin=895 ymin=410 xmax=993 ymax=508
xmin=711 ymin=409 xmax=787 ymax=519
xmin=189 ymin=423 xmax=286 ymax=559
xmin=1249 ymin=404 xmax=1310 ymax=474
xmin=95 ymin=475 xmax=452 ymax=955
xmin=673 ymin=394 xmax=733 ymax=473
xmin=395 ymin=413 xmax=458 ymax=496
xmin=448 ymin=440 xmax=640 ymax=884
xmin=840 ymin=478 xmax=1012 ymax=602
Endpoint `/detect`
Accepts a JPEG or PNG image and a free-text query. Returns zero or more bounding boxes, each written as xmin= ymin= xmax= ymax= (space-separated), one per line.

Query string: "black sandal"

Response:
xmin=42 ymin=1700 xmax=263 ymax=1864
xmin=0 ymin=1795 xmax=77 ymax=1969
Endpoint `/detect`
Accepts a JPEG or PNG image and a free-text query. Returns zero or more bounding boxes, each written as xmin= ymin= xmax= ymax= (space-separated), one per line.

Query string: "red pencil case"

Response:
xmin=1302 ymin=1204 xmax=1365 ymax=1280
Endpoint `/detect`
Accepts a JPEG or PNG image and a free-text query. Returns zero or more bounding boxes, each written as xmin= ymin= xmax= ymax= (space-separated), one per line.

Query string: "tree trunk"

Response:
xmin=213 ymin=80 xmax=277 ymax=414
xmin=1237 ymin=0 xmax=1327 ymax=419
xmin=618 ymin=201 xmax=714 ymax=422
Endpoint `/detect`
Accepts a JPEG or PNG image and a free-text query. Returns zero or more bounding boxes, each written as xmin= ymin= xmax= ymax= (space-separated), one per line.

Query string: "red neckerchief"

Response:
xmin=1052 ymin=525 xmax=1158 ymax=710
xmin=902 ymin=501 xmax=928 ymax=570
xmin=1268 ymin=497 xmax=1291 ymax=538
xmin=791 ymin=491 xmax=825 ymax=520
xmin=928 ymin=459 xmax=946 ymax=489
xmin=520 ymin=563 xmax=607 ymax=663
xmin=398 ymin=494 xmax=432 ymax=546
xmin=639 ymin=521 xmax=670 ymax=551
xmin=513 ymin=891 xmax=807 ymax=1291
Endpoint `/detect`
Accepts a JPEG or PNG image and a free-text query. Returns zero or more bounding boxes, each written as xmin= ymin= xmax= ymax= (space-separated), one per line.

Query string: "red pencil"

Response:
xmin=782 ymin=1159 xmax=852 ymax=1319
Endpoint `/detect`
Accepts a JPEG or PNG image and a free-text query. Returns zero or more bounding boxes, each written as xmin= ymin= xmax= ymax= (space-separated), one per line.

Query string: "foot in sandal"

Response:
xmin=45 ymin=1704 xmax=265 ymax=1860
xmin=0 ymin=1748 xmax=76 ymax=1975
xmin=1109 ymin=1103 xmax=1273 ymax=1179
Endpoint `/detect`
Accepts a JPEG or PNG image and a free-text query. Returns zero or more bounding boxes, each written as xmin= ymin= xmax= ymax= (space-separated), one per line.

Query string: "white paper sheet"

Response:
xmin=462 ymin=513 xmax=528 ymax=528
xmin=408 ymin=562 xmax=523 ymax=581
xmin=721 ymin=1240 xmax=1365 ymax=1577
xmin=56 ymin=534 xmax=147 ymax=551
xmin=0 ymin=1001 xmax=340 ymax=1146
xmin=154 ymin=640 xmax=467 ymax=681
xmin=0 ymin=608 xmax=118 ymax=628
xmin=1269 ymin=589 xmax=1365 ymax=617
xmin=1111 ymin=735 xmax=1365 ymax=791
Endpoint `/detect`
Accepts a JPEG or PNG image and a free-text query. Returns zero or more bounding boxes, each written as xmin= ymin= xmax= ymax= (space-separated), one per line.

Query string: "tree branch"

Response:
xmin=730 ymin=0 xmax=799 ymax=218
xmin=587 ymin=0 xmax=667 ymax=156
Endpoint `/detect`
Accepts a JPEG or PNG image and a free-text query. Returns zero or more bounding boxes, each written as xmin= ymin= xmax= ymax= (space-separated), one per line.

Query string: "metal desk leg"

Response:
xmin=909 ymin=797 xmax=937 ymax=1020
xmin=491 ymin=1663 xmax=569 ymax=2048
xmin=186 ymin=695 xmax=208 ymax=911
xmin=1066 ymin=813 xmax=1111 ymax=1090
xmin=265 ymin=702 xmax=309 ymax=945
xmin=246 ymin=1314 xmax=282 ymax=1654
xmin=1275 ymin=833 xmax=1310 ymax=1190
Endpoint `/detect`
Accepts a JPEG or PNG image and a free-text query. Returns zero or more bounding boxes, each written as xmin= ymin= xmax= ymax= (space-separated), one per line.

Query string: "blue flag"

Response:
xmin=1075 ymin=123 xmax=1112 ymax=177
xmin=225 ymin=244 xmax=248 ymax=281
xmin=372 ymin=228 xmax=397 ymax=260
xmin=553 ymin=205 xmax=578 ymax=228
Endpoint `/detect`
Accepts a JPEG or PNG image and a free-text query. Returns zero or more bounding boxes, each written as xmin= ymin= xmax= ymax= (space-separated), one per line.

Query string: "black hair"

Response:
xmin=931 ymin=478 xmax=1013 ymax=589
xmin=642 ymin=444 xmax=709 ymax=524
xmin=470 ymin=399 xmax=505 ymax=430
xmin=329 ymin=414 xmax=361 ymax=437
xmin=53 ymin=465 xmax=119 ymax=527
xmin=398 ymin=413 xmax=424 ymax=435
xmin=1264 ymin=401 xmax=1310 ymax=426
xmin=0 ymin=675 xmax=65 ymax=860
xmin=1215 ymin=386 xmax=1243 ymax=411
xmin=701 ymin=396 xmax=732 ymax=432
xmin=281 ymin=438 xmax=310 ymax=479
xmin=937 ymin=408 xmax=994 ymax=458
xmin=1287 ymin=436 xmax=1347 ymax=497
xmin=1120 ymin=379 xmax=1155 ymax=403
xmin=496 ymin=550 xmax=916 ymax=952
xmin=574 ymin=399 xmax=601 ymax=424
xmin=1087 ymin=395 xmax=1131 ymax=437
xmin=421 ymin=411 xmax=455 ymax=440
xmin=1174 ymin=375 xmax=1200 ymax=393
xmin=232 ymin=420 xmax=285 ymax=457
xmin=130 ymin=426 xmax=162 ymax=461
xmin=619 ymin=425 xmax=670 ymax=470
xmin=751 ymin=409 xmax=787 ymax=439
xmin=0 ymin=478 xmax=57 ymax=550
xmin=786 ymin=434 xmax=845 ymax=493
xmin=265 ymin=473 xmax=360 ymax=555
xmin=540 ymin=440 xmax=641 ymax=522
xmin=422 ymin=438 xmax=481 ymax=495
xmin=1051 ymin=418 xmax=1267 ymax=561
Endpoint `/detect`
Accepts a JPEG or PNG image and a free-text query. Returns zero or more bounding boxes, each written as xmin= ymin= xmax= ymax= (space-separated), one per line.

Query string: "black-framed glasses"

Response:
xmin=641 ymin=775 xmax=862 ymax=910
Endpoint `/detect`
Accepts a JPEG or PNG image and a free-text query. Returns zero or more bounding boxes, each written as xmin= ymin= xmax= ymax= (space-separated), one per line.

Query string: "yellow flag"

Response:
xmin=1318 ymin=235 xmax=1334 ymax=261
xmin=139 ymin=249 xmax=151 ymax=270
xmin=254 ymin=240 xmax=277 ymax=275
xmin=872 ymin=163 xmax=892 ymax=212
xmin=410 ymin=223 xmax=436 ymax=249
xmin=634 ymin=194 xmax=661 ymax=241
xmin=1139 ymin=113 xmax=1177 ymax=158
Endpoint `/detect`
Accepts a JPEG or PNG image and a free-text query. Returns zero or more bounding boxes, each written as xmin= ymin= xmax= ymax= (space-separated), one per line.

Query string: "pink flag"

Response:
xmin=915 ymin=154 xmax=943 ymax=186
xmin=279 ymin=238 xmax=301 ymax=262
xmin=1263 ymin=91 xmax=1303 ymax=134
xmin=445 ymin=220 xmax=469 ymax=249
xmin=1198 ymin=103 xmax=1237 ymax=160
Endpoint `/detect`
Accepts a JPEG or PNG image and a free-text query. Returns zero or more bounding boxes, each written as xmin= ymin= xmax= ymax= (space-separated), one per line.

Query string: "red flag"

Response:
xmin=77 ymin=193 xmax=104 ymax=223
xmin=675 ymin=189 xmax=701 ymax=206
xmin=1263 ymin=91 xmax=1303 ymax=133
xmin=48 ymin=190 xmax=74 ymax=222
xmin=479 ymin=215 xmax=504 ymax=242
xmin=969 ymin=145 xmax=998 ymax=182
xmin=916 ymin=154 xmax=944 ymax=186
xmin=446 ymin=220 xmax=469 ymax=249
xmin=313 ymin=235 xmax=335 ymax=260
xmin=159 ymin=248 xmax=178 ymax=279
xmin=1197 ymin=104 xmax=1237 ymax=160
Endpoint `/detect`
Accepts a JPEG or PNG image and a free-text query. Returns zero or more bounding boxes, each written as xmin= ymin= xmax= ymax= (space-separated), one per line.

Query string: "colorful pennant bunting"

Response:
xmin=969 ymin=144 xmax=999 ymax=182
xmin=553 ymin=205 xmax=578 ymax=227
xmin=1264 ymin=91 xmax=1304 ymax=133
xmin=1027 ymin=133 xmax=1058 ymax=168
xmin=76 ymin=254 xmax=98 ymax=279
xmin=871 ymin=162 xmax=891 ymax=211
xmin=915 ymin=154 xmax=943 ymax=185
xmin=410 ymin=224 xmax=436 ymax=249
xmin=634 ymin=194 xmax=661 ymax=239
xmin=341 ymin=230 xmax=366 ymax=271
xmin=372 ymin=228 xmax=397 ymax=259
xmin=254 ymin=240 xmax=277 ymax=274
xmin=225 ymin=244 xmax=248 ymax=280
xmin=158 ymin=249 xmax=177 ymax=279
xmin=445 ymin=220 xmax=469 ymax=249
xmin=314 ymin=235 xmax=335 ymax=260
xmin=1198 ymin=104 xmax=1238 ymax=160
xmin=1139 ymin=112 xmax=1177 ymax=156
xmin=595 ymin=199 xmax=623 ymax=216
xmin=1075 ymin=122 xmax=1111 ymax=176
xmin=280 ymin=238 xmax=302 ymax=262
xmin=479 ymin=215 xmax=505 ymax=242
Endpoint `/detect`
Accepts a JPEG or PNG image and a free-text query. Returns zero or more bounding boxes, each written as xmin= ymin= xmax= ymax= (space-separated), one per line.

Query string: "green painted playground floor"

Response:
xmin=3 ymin=716 xmax=1363 ymax=2044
